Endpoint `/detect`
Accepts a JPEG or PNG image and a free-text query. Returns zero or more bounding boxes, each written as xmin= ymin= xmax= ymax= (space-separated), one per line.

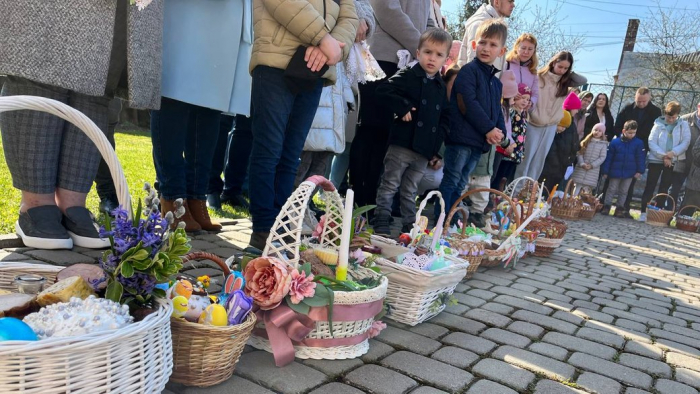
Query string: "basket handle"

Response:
xmin=650 ymin=193 xmax=676 ymax=212
xmin=0 ymin=96 xmax=132 ymax=218
xmin=506 ymin=176 xmax=538 ymax=199
xmin=305 ymin=175 xmax=337 ymax=192
xmin=676 ymin=205 xmax=699 ymax=217
xmin=181 ymin=251 xmax=232 ymax=277
xmin=444 ymin=188 xmax=522 ymax=234
xmin=411 ymin=190 xmax=445 ymax=238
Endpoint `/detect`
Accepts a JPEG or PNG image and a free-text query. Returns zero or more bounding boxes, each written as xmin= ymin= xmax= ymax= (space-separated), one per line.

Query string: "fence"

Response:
xmin=581 ymin=83 xmax=700 ymax=118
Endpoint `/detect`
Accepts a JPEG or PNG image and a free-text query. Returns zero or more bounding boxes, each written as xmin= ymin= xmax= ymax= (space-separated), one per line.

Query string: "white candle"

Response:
xmin=431 ymin=212 xmax=445 ymax=252
xmin=336 ymin=189 xmax=354 ymax=281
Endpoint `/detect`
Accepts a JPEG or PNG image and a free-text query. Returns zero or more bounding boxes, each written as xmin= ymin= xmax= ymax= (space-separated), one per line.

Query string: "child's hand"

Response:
xmin=505 ymin=143 xmax=516 ymax=155
xmin=486 ymin=128 xmax=504 ymax=145
xmin=429 ymin=156 xmax=443 ymax=170
xmin=402 ymin=108 xmax=416 ymax=122
xmin=305 ymin=46 xmax=328 ymax=72
xmin=634 ymin=172 xmax=642 ymax=179
xmin=584 ymin=163 xmax=592 ymax=170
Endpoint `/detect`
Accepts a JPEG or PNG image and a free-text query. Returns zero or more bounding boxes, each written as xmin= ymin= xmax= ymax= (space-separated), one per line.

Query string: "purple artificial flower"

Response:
xmin=117 ymin=272 xmax=157 ymax=296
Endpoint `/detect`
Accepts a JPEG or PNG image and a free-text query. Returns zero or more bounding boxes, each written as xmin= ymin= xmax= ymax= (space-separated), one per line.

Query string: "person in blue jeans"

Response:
xmin=207 ymin=113 xmax=252 ymax=210
xmin=438 ymin=19 xmax=507 ymax=220
xmin=247 ymin=0 xmax=358 ymax=250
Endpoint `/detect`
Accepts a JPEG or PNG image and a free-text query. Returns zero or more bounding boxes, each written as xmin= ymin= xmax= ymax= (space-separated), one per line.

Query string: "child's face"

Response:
xmin=471 ymin=35 xmax=506 ymax=65
xmin=622 ymin=127 xmax=637 ymax=139
xmin=553 ymin=60 xmax=571 ymax=75
xmin=416 ymin=40 xmax=449 ymax=76
xmin=593 ymin=127 xmax=604 ymax=138
xmin=514 ymin=94 xmax=530 ymax=111
xmin=517 ymin=41 xmax=536 ymax=63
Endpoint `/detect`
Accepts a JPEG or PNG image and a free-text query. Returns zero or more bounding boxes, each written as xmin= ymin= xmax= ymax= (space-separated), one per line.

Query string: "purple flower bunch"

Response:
xmin=99 ymin=207 xmax=169 ymax=259
xmin=117 ymin=272 xmax=157 ymax=297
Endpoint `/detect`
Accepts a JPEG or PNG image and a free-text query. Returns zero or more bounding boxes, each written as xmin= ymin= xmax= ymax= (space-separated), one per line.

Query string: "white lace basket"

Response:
xmin=248 ymin=176 xmax=388 ymax=361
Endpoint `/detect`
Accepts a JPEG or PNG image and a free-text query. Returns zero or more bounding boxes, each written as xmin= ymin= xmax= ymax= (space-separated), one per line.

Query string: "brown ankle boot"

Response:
xmin=187 ymin=199 xmax=222 ymax=232
xmin=161 ymin=198 xmax=202 ymax=232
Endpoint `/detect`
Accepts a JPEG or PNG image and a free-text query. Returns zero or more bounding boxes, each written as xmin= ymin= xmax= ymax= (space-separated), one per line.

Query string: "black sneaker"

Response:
xmin=373 ymin=215 xmax=392 ymax=236
xmin=62 ymin=207 xmax=110 ymax=249
xmin=221 ymin=193 xmax=250 ymax=210
xmin=16 ymin=206 xmax=73 ymax=249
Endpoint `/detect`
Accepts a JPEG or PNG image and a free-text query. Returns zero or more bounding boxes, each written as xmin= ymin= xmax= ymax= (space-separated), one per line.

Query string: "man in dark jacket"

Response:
xmin=372 ymin=29 xmax=451 ymax=235
xmin=610 ymin=87 xmax=662 ymax=215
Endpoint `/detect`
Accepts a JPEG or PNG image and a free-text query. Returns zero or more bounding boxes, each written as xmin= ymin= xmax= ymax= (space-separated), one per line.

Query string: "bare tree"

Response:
xmin=445 ymin=0 xmax=487 ymax=42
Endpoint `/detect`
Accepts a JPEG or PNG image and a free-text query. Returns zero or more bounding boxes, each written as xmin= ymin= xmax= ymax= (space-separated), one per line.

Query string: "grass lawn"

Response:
xmin=0 ymin=127 xmax=249 ymax=235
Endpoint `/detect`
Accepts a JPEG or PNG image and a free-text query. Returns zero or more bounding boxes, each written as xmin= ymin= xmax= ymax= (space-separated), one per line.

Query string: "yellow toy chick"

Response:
xmin=171 ymin=296 xmax=189 ymax=318
xmin=168 ymin=279 xmax=193 ymax=300
xmin=198 ymin=304 xmax=228 ymax=326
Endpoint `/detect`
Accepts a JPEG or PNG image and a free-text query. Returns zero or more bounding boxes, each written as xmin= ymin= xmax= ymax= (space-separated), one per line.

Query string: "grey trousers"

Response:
xmin=0 ymin=76 xmax=111 ymax=193
xmin=294 ymin=151 xmax=334 ymax=188
xmin=515 ymin=123 xmax=557 ymax=181
xmin=375 ymin=145 xmax=428 ymax=226
xmin=604 ymin=177 xmax=633 ymax=207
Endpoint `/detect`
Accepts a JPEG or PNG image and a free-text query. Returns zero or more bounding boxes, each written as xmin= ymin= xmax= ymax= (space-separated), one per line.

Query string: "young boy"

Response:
xmin=438 ymin=19 xmax=508 ymax=219
xmin=372 ymin=28 xmax=453 ymax=235
xmin=600 ymin=120 xmax=646 ymax=217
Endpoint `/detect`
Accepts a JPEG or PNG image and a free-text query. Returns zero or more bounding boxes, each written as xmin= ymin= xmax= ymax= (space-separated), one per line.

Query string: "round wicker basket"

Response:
xmin=675 ymin=205 xmax=700 ymax=233
xmin=551 ymin=181 xmax=582 ymax=220
xmin=646 ymin=193 xmax=675 ymax=227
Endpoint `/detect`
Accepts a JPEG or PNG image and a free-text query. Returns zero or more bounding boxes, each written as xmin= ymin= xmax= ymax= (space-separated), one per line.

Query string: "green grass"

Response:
xmin=0 ymin=127 xmax=248 ymax=235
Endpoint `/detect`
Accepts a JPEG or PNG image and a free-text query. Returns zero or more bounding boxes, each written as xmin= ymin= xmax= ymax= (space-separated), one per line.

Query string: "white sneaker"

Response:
xmin=638 ymin=213 xmax=647 ymax=222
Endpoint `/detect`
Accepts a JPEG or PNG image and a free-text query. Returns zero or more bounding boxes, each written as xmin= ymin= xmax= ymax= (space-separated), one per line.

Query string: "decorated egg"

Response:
xmin=398 ymin=233 xmax=412 ymax=246
xmin=198 ymin=304 xmax=228 ymax=326
xmin=171 ymin=296 xmax=189 ymax=318
xmin=167 ymin=279 xmax=193 ymax=300
xmin=183 ymin=293 xmax=210 ymax=322
xmin=0 ymin=317 xmax=37 ymax=341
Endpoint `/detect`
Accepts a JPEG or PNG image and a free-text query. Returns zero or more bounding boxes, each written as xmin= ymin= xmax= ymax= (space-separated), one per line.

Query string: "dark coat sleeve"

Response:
xmin=636 ymin=139 xmax=646 ymax=174
xmin=437 ymin=94 xmax=450 ymax=155
xmin=601 ymin=141 xmax=614 ymax=176
xmin=693 ymin=135 xmax=700 ymax=167
xmin=614 ymin=104 xmax=632 ymax=137
xmin=605 ymin=112 xmax=616 ymax=141
xmin=454 ymin=67 xmax=496 ymax=135
xmin=376 ymin=69 xmax=415 ymax=119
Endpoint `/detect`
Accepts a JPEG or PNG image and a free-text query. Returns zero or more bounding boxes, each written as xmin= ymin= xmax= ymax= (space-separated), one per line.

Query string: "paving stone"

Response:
xmin=512 ymin=310 xmax=578 ymax=334
xmin=663 ymin=323 xmax=700 ymax=341
xmin=584 ymin=320 xmax=651 ymax=344
xmin=542 ymin=332 xmax=617 ymax=360
xmin=601 ymin=307 xmax=662 ymax=327
xmin=650 ymin=328 xmax=700 ymax=349
xmin=572 ymin=308 xmax=615 ymax=323
xmin=303 ymin=358 xmax=363 ymax=377
xmin=431 ymin=346 xmax=479 ymax=369
xmin=442 ymin=332 xmax=497 ymax=355
xmin=375 ymin=327 xmax=442 ymax=356
xmin=552 ymin=310 xmax=584 ymax=325
xmin=490 ymin=286 xmax=547 ymax=302
xmin=576 ymin=327 xmax=626 ymax=348
xmin=408 ymin=323 xmax=449 ymax=339
xmin=590 ymin=290 xmax=615 ymax=300
xmin=493 ymin=295 xmax=553 ymax=315
xmin=614 ymin=319 xmax=648 ymax=333
xmin=513 ymin=283 xmax=540 ymax=293
xmin=467 ymin=289 xmax=498 ymax=301
xmin=568 ymin=352 xmax=653 ymax=389
xmin=624 ymin=340 xmax=663 ymax=360
xmin=471 ymin=273 xmax=512 ymax=286
xmin=675 ymin=311 xmax=700 ymax=323
xmin=24 ymin=249 xmax=95 ymax=265
xmin=666 ymin=352 xmax=700 ymax=372
xmin=537 ymin=290 xmax=574 ymax=303
xmin=381 ymin=351 xmax=473 ymax=392
xmin=631 ymin=307 xmax=687 ymax=327
xmin=464 ymin=309 xmax=512 ymax=328
xmin=235 ymin=351 xmax=328 ymax=393
xmin=463 ymin=279 xmax=494 ymax=290
xmin=618 ymin=353 xmax=672 ymax=378
xmin=0 ymin=251 xmax=30 ymax=261
xmin=533 ymin=380 xmax=586 ymax=393
xmin=466 ymin=379 xmax=518 ymax=394
xmin=308 ymin=383 xmax=365 ymax=394
xmin=654 ymin=379 xmax=698 ymax=394
xmin=558 ymin=281 xmax=591 ymax=293
xmin=492 ymin=345 xmax=575 ymax=381
xmin=345 ymin=364 xmax=417 ymax=394
xmin=410 ymin=387 xmax=448 ymax=394
xmin=471 ymin=358 xmax=535 ymax=392
xmin=572 ymin=300 xmax=601 ymax=310
xmin=361 ymin=339 xmax=395 ymax=362
xmin=430 ymin=313 xmax=487 ymax=335
xmin=444 ymin=303 xmax=469 ymax=315
xmin=507 ymin=321 xmax=544 ymax=339
xmin=528 ymin=342 xmax=569 ymax=361
xmin=676 ymin=368 xmax=700 ymax=390
xmin=453 ymin=293 xmax=487 ymax=308
xmin=516 ymin=278 xmax=568 ymax=294
xmin=575 ymin=372 xmax=622 ymax=394
xmin=565 ymin=291 xmax=592 ymax=301
xmin=591 ymin=297 xmax=629 ymax=310
xmin=616 ymin=296 xmax=671 ymax=314
xmin=546 ymin=301 xmax=577 ymax=313
xmin=480 ymin=302 xmax=514 ymax=315
xmin=481 ymin=328 xmax=531 ymax=348
xmin=655 ymin=339 xmax=700 ymax=357
xmin=177 ymin=376 xmax=275 ymax=394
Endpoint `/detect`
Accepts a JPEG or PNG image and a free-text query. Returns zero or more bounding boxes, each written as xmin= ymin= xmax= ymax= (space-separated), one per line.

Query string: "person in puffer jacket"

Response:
xmin=570 ymin=123 xmax=608 ymax=194
xmin=600 ymin=120 xmax=646 ymax=217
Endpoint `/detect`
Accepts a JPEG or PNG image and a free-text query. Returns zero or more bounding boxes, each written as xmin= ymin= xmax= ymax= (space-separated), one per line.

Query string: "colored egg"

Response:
xmin=0 ymin=317 xmax=38 ymax=341
xmin=198 ymin=304 xmax=228 ymax=326
xmin=171 ymin=296 xmax=189 ymax=318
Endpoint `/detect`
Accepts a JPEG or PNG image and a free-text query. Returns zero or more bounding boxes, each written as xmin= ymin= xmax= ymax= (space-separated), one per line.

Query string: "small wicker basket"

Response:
xmin=646 ymin=193 xmax=676 ymax=227
xmin=526 ymin=217 xmax=568 ymax=257
xmin=551 ymin=180 xmax=582 ymax=220
xmin=170 ymin=252 xmax=256 ymax=387
xmin=444 ymin=206 xmax=483 ymax=278
xmin=0 ymin=262 xmax=62 ymax=292
xmin=675 ymin=205 xmax=700 ymax=233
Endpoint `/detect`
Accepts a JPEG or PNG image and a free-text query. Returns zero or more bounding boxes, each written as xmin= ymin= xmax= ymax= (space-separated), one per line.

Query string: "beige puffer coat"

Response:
xmin=529 ymin=71 xmax=566 ymax=127
xmin=250 ymin=0 xmax=358 ymax=85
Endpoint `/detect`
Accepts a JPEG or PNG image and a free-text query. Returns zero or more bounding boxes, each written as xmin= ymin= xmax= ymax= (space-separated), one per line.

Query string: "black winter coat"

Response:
xmin=376 ymin=63 xmax=450 ymax=159
xmin=539 ymin=122 xmax=580 ymax=191
xmin=583 ymin=110 xmax=615 ymax=141
xmin=613 ymin=102 xmax=662 ymax=151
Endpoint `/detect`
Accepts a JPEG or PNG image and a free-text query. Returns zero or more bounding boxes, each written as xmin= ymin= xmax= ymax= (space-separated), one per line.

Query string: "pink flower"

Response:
xmin=351 ymin=248 xmax=366 ymax=264
xmin=368 ymin=320 xmax=387 ymax=338
xmin=289 ymin=269 xmax=316 ymax=304
xmin=244 ymin=257 xmax=292 ymax=310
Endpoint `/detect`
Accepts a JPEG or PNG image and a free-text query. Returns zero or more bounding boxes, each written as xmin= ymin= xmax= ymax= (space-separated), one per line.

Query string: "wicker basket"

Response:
xmin=443 ymin=206 xmax=483 ymax=278
xmin=0 ymin=262 xmax=62 ymax=292
xmin=579 ymin=204 xmax=596 ymax=220
xmin=504 ymin=176 xmax=546 ymax=220
xmin=551 ymin=180 xmax=582 ymax=220
xmin=675 ymin=205 xmax=700 ymax=233
xmin=0 ymin=96 xmax=173 ymax=393
xmin=646 ymin=193 xmax=676 ymax=227
xmin=170 ymin=252 xmax=257 ymax=387
xmin=530 ymin=236 xmax=563 ymax=257
xmin=249 ymin=176 xmax=388 ymax=362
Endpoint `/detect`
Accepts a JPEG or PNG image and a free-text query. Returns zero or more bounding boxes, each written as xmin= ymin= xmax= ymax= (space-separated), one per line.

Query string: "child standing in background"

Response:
xmin=600 ymin=120 xmax=645 ymax=217
xmin=493 ymin=83 xmax=531 ymax=188
xmin=571 ymin=123 xmax=608 ymax=194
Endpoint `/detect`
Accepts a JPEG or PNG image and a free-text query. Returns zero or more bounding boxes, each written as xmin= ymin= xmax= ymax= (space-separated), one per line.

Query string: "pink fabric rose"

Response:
xmin=244 ymin=256 xmax=292 ymax=310
xmin=289 ymin=269 xmax=316 ymax=304
xmin=368 ymin=320 xmax=387 ymax=339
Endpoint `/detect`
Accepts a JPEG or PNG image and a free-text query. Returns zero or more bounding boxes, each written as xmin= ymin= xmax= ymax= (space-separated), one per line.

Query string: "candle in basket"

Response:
xmin=336 ymin=189 xmax=354 ymax=281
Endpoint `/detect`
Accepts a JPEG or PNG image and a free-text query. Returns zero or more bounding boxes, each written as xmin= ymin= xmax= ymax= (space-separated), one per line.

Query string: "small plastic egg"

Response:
xmin=171 ymin=296 xmax=189 ymax=318
xmin=198 ymin=304 xmax=228 ymax=326
xmin=0 ymin=317 xmax=38 ymax=341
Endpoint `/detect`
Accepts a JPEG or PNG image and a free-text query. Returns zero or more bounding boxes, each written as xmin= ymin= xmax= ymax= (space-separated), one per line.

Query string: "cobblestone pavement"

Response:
xmin=2 ymin=215 xmax=700 ymax=394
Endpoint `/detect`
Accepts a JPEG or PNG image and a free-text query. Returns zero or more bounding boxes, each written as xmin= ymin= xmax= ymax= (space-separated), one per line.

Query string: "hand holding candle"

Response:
xmin=336 ymin=189 xmax=354 ymax=281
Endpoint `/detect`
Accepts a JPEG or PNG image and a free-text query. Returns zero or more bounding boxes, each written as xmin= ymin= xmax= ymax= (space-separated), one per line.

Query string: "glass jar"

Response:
xmin=13 ymin=274 xmax=47 ymax=294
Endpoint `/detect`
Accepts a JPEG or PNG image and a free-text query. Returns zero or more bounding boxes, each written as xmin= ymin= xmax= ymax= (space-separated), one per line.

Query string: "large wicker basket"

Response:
xmin=675 ymin=205 xmax=700 ymax=233
xmin=248 ymin=176 xmax=388 ymax=363
xmin=646 ymin=193 xmax=676 ymax=227
xmin=526 ymin=217 xmax=568 ymax=257
xmin=170 ymin=252 xmax=256 ymax=387
xmin=504 ymin=176 xmax=546 ymax=220
xmin=551 ymin=180 xmax=582 ymax=220
xmin=0 ymin=96 xmax=172 ymax=393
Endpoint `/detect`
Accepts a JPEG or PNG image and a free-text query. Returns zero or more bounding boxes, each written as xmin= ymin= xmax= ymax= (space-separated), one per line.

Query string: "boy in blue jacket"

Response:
xmin=601 ymin=120 xmax=646 ymax=217
xmin=438 ymin=19 xmax=507 ymax=218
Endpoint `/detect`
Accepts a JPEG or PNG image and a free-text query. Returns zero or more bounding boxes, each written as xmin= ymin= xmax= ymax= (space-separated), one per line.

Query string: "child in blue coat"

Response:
xmin=600 ymin=120 xmax=646 ymax=217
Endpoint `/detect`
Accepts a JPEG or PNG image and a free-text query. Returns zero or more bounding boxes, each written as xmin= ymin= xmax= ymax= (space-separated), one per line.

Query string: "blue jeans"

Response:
xmin=151 ymin=97 xmax=221 ymax=200
xmin=437 ymin=145 xmax=482 ymax=219
xmin=223 ymin=113 xmax=253 ymax=197
xmin=249 ymin=66 xmax=323 ymax=232
xmin=207 ymin=114 xmax=235 ymax=195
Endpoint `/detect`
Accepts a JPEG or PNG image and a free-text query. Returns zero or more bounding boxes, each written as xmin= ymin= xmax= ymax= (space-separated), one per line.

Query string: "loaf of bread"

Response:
xmin=0 ymin=293 xmax=38 ymax=318
xmin=36 ymin=276 xmax=95 ymax=306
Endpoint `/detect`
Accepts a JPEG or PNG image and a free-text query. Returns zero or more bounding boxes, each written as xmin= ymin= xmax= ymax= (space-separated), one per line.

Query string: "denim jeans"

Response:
xmin=438 ymin=145 xmax=482 ymax=219
xmin=249 ymin=66 xmax=323 ymax=232
xmin=151 ymin=97 xmax=221 ymax=200
xmin=207 ymin=114 xmax=235 ymax=195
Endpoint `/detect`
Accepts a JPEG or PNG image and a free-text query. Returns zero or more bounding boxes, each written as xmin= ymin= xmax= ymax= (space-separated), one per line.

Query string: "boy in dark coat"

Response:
xmin=600 ymin=120 xmax=646 ymax=217
xmin=372 ymin=28 xmax=452 ymax=235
